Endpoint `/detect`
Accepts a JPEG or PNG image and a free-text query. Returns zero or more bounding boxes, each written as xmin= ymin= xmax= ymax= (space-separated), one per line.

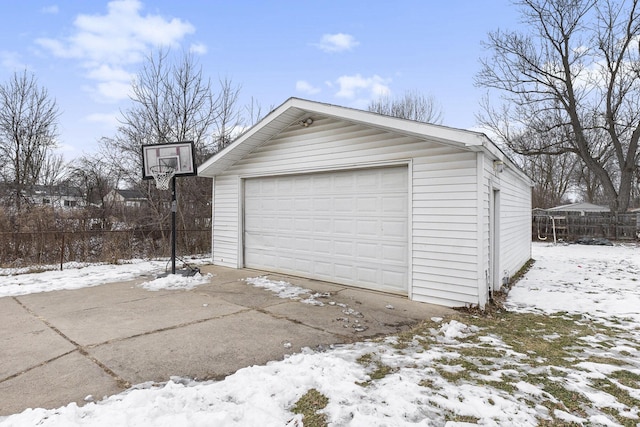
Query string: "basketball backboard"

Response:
xmin=142 ymin=141 xmax=196 ymax=180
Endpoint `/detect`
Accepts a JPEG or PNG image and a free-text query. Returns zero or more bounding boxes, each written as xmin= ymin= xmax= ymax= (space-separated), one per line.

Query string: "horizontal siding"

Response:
xmin=212 ymin=175 xmax=239 ymax=267
xmin=411 ymin=149 xmax=480 ymax=306
xmin=498 ymin=167 xmax=532 ymax=283
xmin=229 ymin=118 xmax=441 ymax=175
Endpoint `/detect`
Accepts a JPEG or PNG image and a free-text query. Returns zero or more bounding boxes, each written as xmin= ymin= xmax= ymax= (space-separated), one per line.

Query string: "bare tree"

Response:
xmin=368 ymin=90 xmax=444 ymax=124
xmin=476 ymin=0 xmax=640 ymax=213
xmin=209 ymin=77 xmax=242 ymax=158
xmin=0 ymin=70 xmax=59 ymax=210
xmin=67 ymin=152 xmax=121 ymax=205
xmin=101 ymin=48 xmax=247 ymax=238
xmin=244 ymin=96 xmax=266 ymax=128
xmin=39 ymin=153 xmax=66 ymax=187
xmin=478 ymin=98 xmax=581 ymax=207
xmin=102 ymin=49 xmax=220 ymax=184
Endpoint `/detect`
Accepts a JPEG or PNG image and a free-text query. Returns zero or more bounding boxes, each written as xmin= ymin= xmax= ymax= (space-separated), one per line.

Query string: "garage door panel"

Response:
xmin=382 ymin=219 xmax=407 ymax=237
xmin=313 ymin=218 xmax=332 ymax=232
xmin=357 ymin=197 xmax=378 ymax=213
xmin=294 ymin=218 xmax=312 ymax=231
xmin=334 ymin=219 xmax=355 ymax=235
xmin=313 ymin=197 xmax=332 ymax=211
xmin=314 ymin=239 xmax=332 ymax=254
xmin=383 ymin=244 xmax=407 ymax=263
xmin=356 ymin=220 xmax=378 ymax=236
xmin=382 ymin=195 xmax=407 ymax=213
xmin=244 ymin=167 xmax=408 ymax=294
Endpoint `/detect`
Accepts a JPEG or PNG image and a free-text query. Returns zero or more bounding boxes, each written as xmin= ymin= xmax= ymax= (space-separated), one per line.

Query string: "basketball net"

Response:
xmin=150 ymin=165 xmax=176 ymax=190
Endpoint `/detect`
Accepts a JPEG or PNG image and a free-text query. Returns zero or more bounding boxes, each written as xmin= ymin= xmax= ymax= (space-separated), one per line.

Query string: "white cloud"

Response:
xmin=95 ymin=80 xmax=133 ymax=102
xmin=315 ymin=33 xmax=359 ymax=53
xmin=296 ymin=80 xmax=321 ymax=95
xmin=0 ymin=51 xmax=26 ymax=71
xmin=35 ymin=0 xmax=195 ymax=102
xmin=86 ymin=64 xmax=133 ymax=82
xmin=333 ymin=74 xmax=391 ymax=100
xmin=86 ymin=112 xmax=120 ymax=128
xmin=189 ymin=43 xmax=207 ymax=55
xmin=40 ymin=5 xmax=59 ymax=14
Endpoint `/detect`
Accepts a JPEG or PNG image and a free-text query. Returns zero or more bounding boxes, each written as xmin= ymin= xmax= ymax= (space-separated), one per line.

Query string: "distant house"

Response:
xmin=25 ymin=184 xmax=85 ymax=209
xmin=104 ymin=189 xmax=147 ymax=208
xmin=546 ymin=202 xmax=610 ymax=215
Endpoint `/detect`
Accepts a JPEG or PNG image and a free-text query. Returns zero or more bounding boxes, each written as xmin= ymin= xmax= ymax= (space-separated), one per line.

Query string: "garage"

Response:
xmin=243 ymin=166 xmax=408 ymax=293
xmin=199 ymin=98 xmax=533 ymax=308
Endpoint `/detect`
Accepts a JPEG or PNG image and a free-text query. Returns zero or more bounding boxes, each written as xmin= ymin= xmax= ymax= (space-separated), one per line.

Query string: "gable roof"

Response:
xmin=110 ymin=188 xmax=147 ymax=200
xmin=198 ymin=97 xmax=528 ymax=183
xmin=27 ymin=184 xmax=84 ymax=198
xmin=547 ymin=202 xmax=610 ymax=213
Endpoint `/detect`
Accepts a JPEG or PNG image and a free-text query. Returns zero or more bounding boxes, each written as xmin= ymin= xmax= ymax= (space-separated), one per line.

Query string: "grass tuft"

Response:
xmin=291 ymin=388 xmax=329 ymax=427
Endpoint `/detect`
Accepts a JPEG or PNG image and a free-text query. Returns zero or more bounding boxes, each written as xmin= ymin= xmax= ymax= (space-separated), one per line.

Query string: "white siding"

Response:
xmin=497 ymin=167 xmax=532 ymax=286
xmin=411 ymin=152 xmax=481 ymax=306
xmin=211 ymin=175 xmax=240 ymax=267
xmin=478 ymin=158 xmax=532 ymax=298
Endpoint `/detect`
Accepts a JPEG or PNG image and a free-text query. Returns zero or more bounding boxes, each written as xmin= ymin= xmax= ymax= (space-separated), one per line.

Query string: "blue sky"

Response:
xmin=0 ymin=0 xmax=521 ymax=159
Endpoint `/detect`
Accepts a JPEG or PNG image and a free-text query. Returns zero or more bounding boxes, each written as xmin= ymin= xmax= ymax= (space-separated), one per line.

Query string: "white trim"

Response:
xmin=491 ymin=188 xmax=501 ymax=292
xmin=475 ymin=153 xmax=486 ymax=307
xmin=211 ymin=176 xmax=216 ymax=263
xmin=237 ymin=176 xmax=245 ymax=268
xmin=406 ymin=159 xmax=414 ymax=299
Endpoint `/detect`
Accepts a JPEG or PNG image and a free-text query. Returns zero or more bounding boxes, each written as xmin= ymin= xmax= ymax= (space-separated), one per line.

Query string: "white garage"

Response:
xmin=199 ymin=98 xmax=533 ymax=308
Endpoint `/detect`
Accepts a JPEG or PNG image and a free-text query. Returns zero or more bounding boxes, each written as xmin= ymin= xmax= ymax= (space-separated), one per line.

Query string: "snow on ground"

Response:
xmin=244 ymin=276 xmax=332 ymax=306
xmin=0 ymin=260 xmax=166 ymax=297
xmin=0 ymin=258 xmax=211 ymax=297
xmin=138 ymin=273 xmax=212 ymax=291
xmin=506 ymin=242 xmax=640 ymax=323
xmin=1 ymin=242 xmax=639 ymax=426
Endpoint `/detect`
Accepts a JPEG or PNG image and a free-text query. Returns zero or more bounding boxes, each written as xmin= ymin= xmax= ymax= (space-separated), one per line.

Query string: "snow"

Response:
xmin=505 ymin=243 xmax=640 ymax=324
xmin=138 ymin=273 xmax=212 ymax=292
xmin=0 ymin=260 xmax=166 ymax=297
xmin=1 ymin=242 xmax=639 ymax=426
xmin=0 ymin=258 xmax=212 ymax=297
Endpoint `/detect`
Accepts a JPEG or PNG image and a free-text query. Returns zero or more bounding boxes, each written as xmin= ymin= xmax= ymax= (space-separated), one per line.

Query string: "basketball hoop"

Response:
xmin=150 ymin=165 xmax=176 ymax=190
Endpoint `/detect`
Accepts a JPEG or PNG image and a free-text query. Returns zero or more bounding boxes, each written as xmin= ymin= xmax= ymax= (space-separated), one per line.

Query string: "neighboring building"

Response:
xmin=198 ymin=98 xmax=533 ymax=308
xmin=546 ymin=202 xmax=610 ymax=214
xmin=23 ymin=184 xmax=85 ymax=209
xmin=104 ymin=189 xmax=148 ymax=208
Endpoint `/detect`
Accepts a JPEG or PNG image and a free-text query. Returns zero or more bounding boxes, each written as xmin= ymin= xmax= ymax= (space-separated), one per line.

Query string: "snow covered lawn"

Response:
xmin=1 ymin=242 xmax=639 ymax=426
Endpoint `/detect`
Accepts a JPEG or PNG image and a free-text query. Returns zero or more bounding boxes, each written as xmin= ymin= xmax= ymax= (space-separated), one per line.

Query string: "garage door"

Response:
xmin=243 ymin=166 xmax=408 ymax=293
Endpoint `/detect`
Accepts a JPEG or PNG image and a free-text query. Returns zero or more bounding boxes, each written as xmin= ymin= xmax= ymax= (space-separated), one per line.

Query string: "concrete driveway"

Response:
xmin=0 ymin=265 xmax=453 ymax=416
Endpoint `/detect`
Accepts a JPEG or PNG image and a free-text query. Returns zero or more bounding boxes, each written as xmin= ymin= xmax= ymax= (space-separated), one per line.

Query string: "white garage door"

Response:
xmin=243 ymin=166 xmax=408 ymax=293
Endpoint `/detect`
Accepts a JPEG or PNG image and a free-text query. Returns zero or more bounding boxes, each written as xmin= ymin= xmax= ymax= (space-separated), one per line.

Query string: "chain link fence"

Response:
xmin=0 ymin=229 xmax=210 ymax=269
xmin=532 ymin=212 xmax=640 ymax=242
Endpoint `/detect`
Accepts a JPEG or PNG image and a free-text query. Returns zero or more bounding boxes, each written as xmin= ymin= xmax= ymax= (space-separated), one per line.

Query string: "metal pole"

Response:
xmin=171 ymin=175 xmax=177 ymax=274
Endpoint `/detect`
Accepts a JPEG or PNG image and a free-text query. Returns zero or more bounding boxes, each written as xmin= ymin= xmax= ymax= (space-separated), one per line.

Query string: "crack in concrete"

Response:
xmin=11 ymin=296 xmax=132 ymax=389
xmin=84 ymin=307 xmax=254 ymax=349
xmin=0 ymin=348 xmax=76 ymax=384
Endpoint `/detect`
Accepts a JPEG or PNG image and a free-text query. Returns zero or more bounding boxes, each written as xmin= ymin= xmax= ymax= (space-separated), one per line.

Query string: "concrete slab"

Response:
xmin=16 ymin=284 xmax=247 ymax=346
xmin=0 ymin=351 xmax=123 ymax=415
xmin=89 ymin=309 xmax=341 ymax=384
xmin=0 ymin=297 xmax=75 ymax=380
xmin=196 ymin=278 xmax=296 ymax=309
